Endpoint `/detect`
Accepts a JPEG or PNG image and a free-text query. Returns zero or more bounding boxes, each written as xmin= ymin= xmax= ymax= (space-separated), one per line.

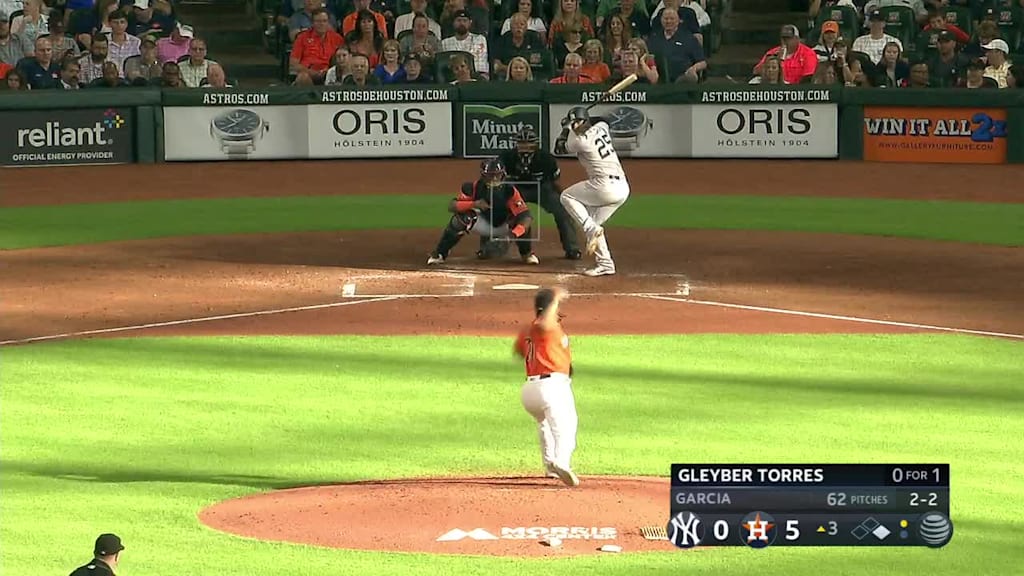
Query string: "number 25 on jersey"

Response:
xmin=595 ymin=132 xmax=614 ymax=159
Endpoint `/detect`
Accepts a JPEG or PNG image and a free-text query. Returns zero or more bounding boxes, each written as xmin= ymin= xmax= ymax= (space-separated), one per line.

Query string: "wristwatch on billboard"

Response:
xmin=605 ymin=106 xmax=652 ymax=151
xmin=210 ymin=108 xmax=270 ymax=159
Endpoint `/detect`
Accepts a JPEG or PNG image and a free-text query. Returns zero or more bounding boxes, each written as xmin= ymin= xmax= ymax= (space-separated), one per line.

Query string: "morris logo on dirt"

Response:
xmin=436 ymin=528 xmax=499 ymax=541
xmin=437 ymin=527 xmax=618 ymax=541
xmin=462 ymin=104 xmax=542 ymax=158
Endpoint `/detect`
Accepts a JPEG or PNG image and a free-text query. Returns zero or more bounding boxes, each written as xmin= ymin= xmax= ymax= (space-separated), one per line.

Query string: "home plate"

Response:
xmin=492 ymin=283 xmax=540 ymax=290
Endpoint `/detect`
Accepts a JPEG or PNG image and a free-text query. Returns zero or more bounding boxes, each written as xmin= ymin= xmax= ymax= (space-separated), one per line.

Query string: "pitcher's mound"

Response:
xmin=199 ymin=475 xmax=681 ymax=556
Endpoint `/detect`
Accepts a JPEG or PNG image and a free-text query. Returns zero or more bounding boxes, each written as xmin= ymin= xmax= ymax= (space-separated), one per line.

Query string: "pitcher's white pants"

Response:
xmin=560 ymin=177 xmax=630 ymax=269
xmin=520 ymin=373 xmax=577 ymax=471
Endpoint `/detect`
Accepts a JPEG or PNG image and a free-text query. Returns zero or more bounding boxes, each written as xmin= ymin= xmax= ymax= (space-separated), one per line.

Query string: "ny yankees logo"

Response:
xmin=739 ymin=511 xmax=778 ymax=549
xmin=667 ymin=511 xmax=705 ymax=549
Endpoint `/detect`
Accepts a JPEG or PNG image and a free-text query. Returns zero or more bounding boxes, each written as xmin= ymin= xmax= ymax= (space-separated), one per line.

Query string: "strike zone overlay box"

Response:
xmin=483 ymin=181 xmax=543 ymax=244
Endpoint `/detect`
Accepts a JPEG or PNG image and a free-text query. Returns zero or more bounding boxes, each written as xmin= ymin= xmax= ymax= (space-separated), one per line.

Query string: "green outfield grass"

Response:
xmin=2 ymin=334 xmax=1021 ymax=576
xmin=2 ymin=195 xmax=1022 ymax=249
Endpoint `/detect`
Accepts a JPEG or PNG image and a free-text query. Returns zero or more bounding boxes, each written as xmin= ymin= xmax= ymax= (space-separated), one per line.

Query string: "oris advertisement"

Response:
xmin=163 ymin=101 xmax=451 ymax=161
xmin=307 ymin=102 xmax=452 ymax=158
xmin=1 ymin=108 xmax=135 ymax=167
xmin=690 ymin=103 xmax=839 ymax=158
xmin=547 ymin=104 xmax=691 ymax=158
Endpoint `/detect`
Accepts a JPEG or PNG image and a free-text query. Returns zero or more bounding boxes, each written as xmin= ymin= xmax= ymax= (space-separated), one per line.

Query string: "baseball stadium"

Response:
xmin=2 ymin=0 xmax=1024 ymax=573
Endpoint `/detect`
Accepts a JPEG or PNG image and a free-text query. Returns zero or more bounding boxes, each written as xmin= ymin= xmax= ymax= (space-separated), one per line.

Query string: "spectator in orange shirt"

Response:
xmin=753 ymin=24 xmax=817 ymax=85
xmin=550 ymin=53 xmax=597 ymax=83
xmin=345 ymin=9 xmax=385 ymax=68
xmin=342 ymin=0 xmax=389 ymax=38
xmin=581 ymin=39 xmax=610 ymax=82
xmin=290 ymin=7 xmax=344 ymax=84
xmin=0 ymin=61 xmax=12 ymax=81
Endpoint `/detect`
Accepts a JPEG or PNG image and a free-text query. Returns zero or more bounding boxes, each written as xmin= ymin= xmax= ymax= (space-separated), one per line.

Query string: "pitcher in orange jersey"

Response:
xmin=513 ymin=286 xmax=580 ymax=487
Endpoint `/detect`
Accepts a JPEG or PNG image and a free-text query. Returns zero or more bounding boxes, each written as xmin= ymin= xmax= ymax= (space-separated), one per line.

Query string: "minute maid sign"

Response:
xmin=462 ymin=104 xmax=543 ymax=158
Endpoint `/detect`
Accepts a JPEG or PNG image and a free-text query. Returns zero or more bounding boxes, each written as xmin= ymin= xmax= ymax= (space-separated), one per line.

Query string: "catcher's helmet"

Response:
xmin=480 ymin=157 xmax=506 ymax=186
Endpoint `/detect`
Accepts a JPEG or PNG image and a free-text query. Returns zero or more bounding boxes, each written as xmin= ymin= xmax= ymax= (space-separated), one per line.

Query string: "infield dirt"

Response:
xmin=2 ymin=158 xmax=1021 ymax=556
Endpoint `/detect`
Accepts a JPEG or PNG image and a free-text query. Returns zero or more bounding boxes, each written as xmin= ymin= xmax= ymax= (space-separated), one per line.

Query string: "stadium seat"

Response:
xmin=529 ymin=47 xmax=554 ymax=80
xmin=433 ymin=49 xmax=476 ymax=82
xmin=915 ymin=27 xmax=940 ymax=58
xmin=990 ymin=3 xmax=1023 ymax=51
xmin=809 ymin=7 xmax=859 ymax=45
xmin=944 ymin=5 xmax=975 ymax=38
xmin=878 ymin=6 xmax=918 ymax=53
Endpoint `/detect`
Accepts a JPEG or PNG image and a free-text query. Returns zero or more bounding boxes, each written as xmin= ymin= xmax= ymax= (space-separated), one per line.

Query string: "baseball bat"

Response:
xmin=585 ymin=73 xmax=639 ymax=112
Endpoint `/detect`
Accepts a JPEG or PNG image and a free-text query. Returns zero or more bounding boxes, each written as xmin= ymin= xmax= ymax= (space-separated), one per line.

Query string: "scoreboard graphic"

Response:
xmin=667 ymin=464 xmax=952 ymax=548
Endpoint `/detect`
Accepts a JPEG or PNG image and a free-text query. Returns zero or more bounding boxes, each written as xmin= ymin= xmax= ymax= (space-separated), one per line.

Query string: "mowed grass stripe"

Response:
xmin=1 ymin=195 xmax=1022 ymax=249
xmin=1 ymin=334 xmax=1021 ymax=576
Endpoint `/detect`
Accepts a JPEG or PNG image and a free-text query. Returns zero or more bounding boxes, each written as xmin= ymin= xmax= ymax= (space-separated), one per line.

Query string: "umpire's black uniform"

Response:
xmin=69 ymin=534 xmax=124 ymax=576
xmin=68 ymin=559 xmax=115 ymax=576
xmin=498 ymin=133 xmax=581 ymax=259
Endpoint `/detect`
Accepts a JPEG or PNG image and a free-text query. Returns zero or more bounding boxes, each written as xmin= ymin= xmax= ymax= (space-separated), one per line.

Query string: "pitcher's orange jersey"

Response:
xmin=514 ymin=320 xmax=572 ymax=377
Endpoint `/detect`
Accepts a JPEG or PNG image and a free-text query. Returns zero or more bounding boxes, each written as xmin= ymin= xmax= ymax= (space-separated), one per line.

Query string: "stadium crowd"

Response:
xmin=280 ymin=0 xmax=713 ymax=86
xmin=774 ymin=2 xmax=1024 ymax=88
xmin=0 ymin=0 xmax=1021 ymax=89
xmin=0 ymin=0 xmax=222 ymax=89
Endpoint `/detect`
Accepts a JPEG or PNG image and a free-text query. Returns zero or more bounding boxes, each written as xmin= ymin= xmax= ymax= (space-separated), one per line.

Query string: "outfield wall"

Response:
xmin=2 ymin=85 xmax=1023 ymax=167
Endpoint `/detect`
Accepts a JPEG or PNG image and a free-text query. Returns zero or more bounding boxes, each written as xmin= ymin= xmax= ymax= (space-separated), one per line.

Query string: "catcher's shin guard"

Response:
xmin=434 ymin=212 xmax=476 ymax=258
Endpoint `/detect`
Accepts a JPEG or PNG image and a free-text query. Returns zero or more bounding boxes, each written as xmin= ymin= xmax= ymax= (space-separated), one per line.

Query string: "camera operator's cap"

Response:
xmin=821 ymin=20 xmax=839 ymax=34
xmin=936 ymin=30 xmax=956 ymax=42
xmin=868 ymin=9 xmax=884 ymax=21
xmin=452 ymin=8 xmax=471 ymax=20
xmin=780 ymin=24 xmax=800 ymax=38
xmin=94 ymin=534 xmax=125 ymax=556
xmin=982 ymin=38 xmax=1009 ymax=53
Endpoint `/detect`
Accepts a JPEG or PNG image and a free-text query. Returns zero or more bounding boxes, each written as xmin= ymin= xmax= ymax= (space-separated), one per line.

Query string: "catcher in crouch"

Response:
xmin=427 ymin=158 xmax=540 ymax=265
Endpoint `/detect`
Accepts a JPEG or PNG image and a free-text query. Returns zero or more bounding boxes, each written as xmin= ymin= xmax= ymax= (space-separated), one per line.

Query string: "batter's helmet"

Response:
xmin=565 ymin=106 xmax=590 ymax=127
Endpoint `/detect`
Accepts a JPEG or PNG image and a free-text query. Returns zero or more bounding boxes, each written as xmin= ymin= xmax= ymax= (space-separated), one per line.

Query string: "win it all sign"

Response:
xmin=863 ymin=107 xmax=1007 ymax=164
xmin=0 ymin=108 xmax=134 ymax=167
xmin=461 ymin=104 xmax=542 ymax=158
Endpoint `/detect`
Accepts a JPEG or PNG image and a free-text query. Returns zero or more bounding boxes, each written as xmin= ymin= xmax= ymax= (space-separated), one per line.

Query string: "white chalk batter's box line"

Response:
xmin=333 ymin=292 xmax=1023 ymax=340
xmin=2 ymin=292 xmax=1019 ymax=346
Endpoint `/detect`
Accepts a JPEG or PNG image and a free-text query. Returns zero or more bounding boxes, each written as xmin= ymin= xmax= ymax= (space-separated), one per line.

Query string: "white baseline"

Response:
xmin=0 ymin=296 xmax=399 ymax=346
xmin=640 ymin=295 xmax=1024 ymax=340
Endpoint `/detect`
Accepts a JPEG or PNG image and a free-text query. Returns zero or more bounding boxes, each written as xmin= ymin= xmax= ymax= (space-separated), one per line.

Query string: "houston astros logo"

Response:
xmin=739 ymin=511 xmax=777 ymax=549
